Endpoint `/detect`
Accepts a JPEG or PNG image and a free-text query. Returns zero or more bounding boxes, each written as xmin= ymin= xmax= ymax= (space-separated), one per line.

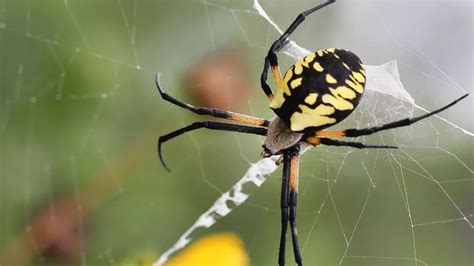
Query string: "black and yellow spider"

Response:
xmin=156 ymin=1 xmax=468 ymax=265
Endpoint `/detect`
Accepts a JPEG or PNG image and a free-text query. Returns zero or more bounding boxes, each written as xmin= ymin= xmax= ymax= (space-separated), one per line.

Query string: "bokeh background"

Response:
xmin=0 ymin=0 xmax=472 ymax=265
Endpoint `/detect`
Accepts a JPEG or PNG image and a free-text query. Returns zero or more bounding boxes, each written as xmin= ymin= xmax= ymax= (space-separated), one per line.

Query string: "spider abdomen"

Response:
xmin=269 ymin=48 xmax=366 ymax=133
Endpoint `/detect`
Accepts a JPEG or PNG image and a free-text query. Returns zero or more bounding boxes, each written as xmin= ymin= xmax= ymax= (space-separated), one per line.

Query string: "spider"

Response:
xmin=156 ymin=0 xmax=468 ymax=265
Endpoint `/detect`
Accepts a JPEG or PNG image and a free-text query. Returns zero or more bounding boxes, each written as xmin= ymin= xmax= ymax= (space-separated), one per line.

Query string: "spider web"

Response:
xmin=156 ymin=1 xmax=472 ymax=265
xmin=0 ymin=0 xmax=471 ymax=266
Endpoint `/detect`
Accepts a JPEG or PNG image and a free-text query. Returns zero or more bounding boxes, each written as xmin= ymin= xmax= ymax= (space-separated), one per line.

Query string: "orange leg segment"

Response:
xmin=227 ymin=113 xmax=269 ymax=127
xmin=289 ymin=152 xmax=300 ymax=192
xmin=314 ymin=130 xmax=346 ymax=138
xmin=306 ymin=136 xmax=321 ymax=145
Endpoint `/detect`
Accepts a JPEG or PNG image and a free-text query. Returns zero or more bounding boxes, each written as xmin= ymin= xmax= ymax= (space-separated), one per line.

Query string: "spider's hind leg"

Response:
xmin=156 ymin=73 xmax=270 ymax=127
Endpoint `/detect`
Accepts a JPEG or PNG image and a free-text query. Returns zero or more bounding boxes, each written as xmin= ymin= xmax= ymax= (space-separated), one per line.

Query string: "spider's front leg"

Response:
xmin=260 ymin=0 xmax=336 ymax=101
xmin=158 ymin=121 xmax=267 ymax=172
xmin=279 ymin=146 xmax=302 ymax=266
xmin=279 ymin=151 xmax=290 ymax=266
xmin=156 ymin=73 xmax=270 ymax=127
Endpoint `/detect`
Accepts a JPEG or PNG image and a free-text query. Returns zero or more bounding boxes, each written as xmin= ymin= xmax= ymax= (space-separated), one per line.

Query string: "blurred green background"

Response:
xmin=0 ymin=0 xmax=472 ymax=265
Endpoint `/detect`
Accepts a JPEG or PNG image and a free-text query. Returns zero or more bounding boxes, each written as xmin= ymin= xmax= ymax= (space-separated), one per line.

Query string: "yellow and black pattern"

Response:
xmin=269 ymin=48 xmax=366 ymax=132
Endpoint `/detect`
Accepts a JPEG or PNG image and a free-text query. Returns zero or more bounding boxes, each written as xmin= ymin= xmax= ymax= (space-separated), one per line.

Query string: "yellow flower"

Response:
xmin=119 ymin=233 xmax=249 ymax=266
xmin=165 ymin=233 xmax=249 ymax=266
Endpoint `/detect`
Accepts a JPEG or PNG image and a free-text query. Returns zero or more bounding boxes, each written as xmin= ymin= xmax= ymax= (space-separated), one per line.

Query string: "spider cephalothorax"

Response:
xmin=156 ymin=0 xmax=468 ymax=265
xmin=262 ymin=117 xmax=303 ymax=157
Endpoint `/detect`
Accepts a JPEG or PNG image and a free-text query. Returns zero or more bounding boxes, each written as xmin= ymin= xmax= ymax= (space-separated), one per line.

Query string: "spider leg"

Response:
xmin=158 ymin=121 xmax=267 ymax=172
xmin=314 ymin=94 xmax=468 ymax=138
xmin=288 ymin=147 xmax=302 ymax=266
xmin=156 ymin=73 xmax=270 ymax=127
xmin=306 ymin=137 xmax=398 ymax=149
xmin=260 ymin=0 xmax=336 ymax=101
xmin=278 ymin=151 xmax=290 ymax=266
xmin=279 ymin=146 xmax=303 ymax=266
